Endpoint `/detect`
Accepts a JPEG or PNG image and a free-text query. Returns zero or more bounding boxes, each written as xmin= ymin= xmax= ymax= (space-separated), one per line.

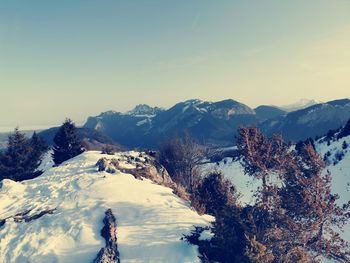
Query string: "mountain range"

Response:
xmin=2 ymin=98 xmax=346 ymax=150
xmin=82 ymin=98 xmax=350 ymax=148
xmin=260 ymin=98 xmax=350 ymax=140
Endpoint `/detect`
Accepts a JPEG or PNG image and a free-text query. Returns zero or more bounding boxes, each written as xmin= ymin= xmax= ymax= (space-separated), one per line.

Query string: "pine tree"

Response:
xmin=2 ymin=128 xmax=31 ymax=180
xmin=28 ymin=132 xmax=49 ymax=177
xmin=280 ymin=144 xmax=350 ymax=262
xmin=237 ymin=128 xmax=350 ymax=262
xmin=192 ymin=171 xmax=238 ymax=216
xmin=342 ymin=141 xmax=348 ymax=150
xmin=339 ymin=118 xmax=350 ymax=139
xmin=236 ymin=126 xmax=291 ymax=208
xmin=0 ymin=128 xmax=48 ymax=181
xmin=52 ymin=119 xmax=84 ymax=165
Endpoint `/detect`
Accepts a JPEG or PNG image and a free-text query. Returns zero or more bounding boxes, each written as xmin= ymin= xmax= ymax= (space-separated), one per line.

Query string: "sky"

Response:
xmin=0 ymin=0 xmax=350 ymax=130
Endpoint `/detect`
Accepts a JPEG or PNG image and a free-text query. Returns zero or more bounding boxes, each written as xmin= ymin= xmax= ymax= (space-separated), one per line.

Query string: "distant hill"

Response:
xmin=260 ymin=99 xmax=350 ymax=141
xmin=254 ymin=105 xmax=286 ymax=120
xmin=279 ymin=99 xmax=321 ymax=112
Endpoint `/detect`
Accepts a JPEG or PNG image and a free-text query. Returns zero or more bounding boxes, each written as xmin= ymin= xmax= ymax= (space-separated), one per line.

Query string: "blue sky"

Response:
xmin=0 ymin=0 xmax=349 ymax=129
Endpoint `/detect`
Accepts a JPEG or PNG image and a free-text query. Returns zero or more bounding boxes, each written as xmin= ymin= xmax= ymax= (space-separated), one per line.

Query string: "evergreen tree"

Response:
xmin=52 ymin=119 xmax=84 ymax=165
xmin=192 ymin=171 xmax=238 ymax=216
xmin=28 ymin=132 xmax=49 ymax=177
xmin=342 ymin=141 xmax=348 ymax=150
xmin=280 ymin=144 xmax=350 ymax=262
xmin=1 ymin=128 xmax=31 ymax=180
xmin=236 ymin=126 xmax=291 ymax=208
xmin=338 ymin=118 xmax=350 ymax=139
xmin=0 ymin=128 xmax=48 ymax=181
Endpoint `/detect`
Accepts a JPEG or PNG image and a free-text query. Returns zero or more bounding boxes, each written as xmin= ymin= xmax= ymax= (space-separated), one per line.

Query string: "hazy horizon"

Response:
xmin=1 ymin=1 xmax=350 ymax=128
xmin=1 ymin=96 xmax=348 ymax=133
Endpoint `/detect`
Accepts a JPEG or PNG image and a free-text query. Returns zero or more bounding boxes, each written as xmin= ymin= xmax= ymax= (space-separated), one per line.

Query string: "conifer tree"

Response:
xmin=280 ymin=144 xmax=350 ymax=262
xmin=192 ymin=171 xmax=238 ymax=216
xmin=342 ymin=140 xmax=348 ymax=150
xmin=236 ymin=126 xmax=291 ymax=208
xmin=0 ymin=128 xmax=48 ymax=181
xmin=1 ymin=128 xmax=31 ymax=180
xmin=52 ymin=119 xmax=84 ymax=165
xmin=28 ymin=132 xmax=49 ymax=176
xmin=339 ymin=118 xmax=350 ymax=138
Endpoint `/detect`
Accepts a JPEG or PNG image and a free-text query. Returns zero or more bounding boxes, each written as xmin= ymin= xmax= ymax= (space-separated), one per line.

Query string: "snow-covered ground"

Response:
xmin=201 ymin=159 xmax=260 ymax=205
xmin=0 ymin=151 xmax=213 ymax=263
xmin=315 ymin=135 xmax=350 ymax=243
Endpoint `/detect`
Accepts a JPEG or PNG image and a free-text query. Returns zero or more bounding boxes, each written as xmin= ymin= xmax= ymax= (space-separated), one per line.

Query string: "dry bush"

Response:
xmin=172 ymin=183 xmax=191 ymax=202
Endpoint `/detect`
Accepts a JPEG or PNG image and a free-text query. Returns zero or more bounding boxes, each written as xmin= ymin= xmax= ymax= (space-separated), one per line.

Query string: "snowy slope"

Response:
xmin=0 ymin=151 xmax=212 ymax=263
xmin=201 ymin=159 xmax=260 ymax=205
xmin=315 ymin=135 xmax=350 ymax=243
xmin=316 ymin=135 xmax=350 ymax=205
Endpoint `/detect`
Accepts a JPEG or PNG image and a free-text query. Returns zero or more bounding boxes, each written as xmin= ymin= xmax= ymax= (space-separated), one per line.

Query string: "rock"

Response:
xmin=96 ymin=158 xmax=119 ymax=174
xmin=0 ymin=208 xmax=56 ymax=224
xmin=144 ymin=165 xmax=173 ymax=187
xmin=92 ymin=209 xmax=120 ymax=263
xmin=95 ymin=154 xmax=174 ymax=188
xmin=96 ymin=158 xmax=110 ymax=172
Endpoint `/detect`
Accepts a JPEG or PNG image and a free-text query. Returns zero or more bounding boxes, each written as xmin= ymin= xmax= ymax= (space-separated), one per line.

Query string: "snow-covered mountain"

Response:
xmin=261 ymin=99 xmax=350 ymax=141
xmin=84 ymin=99 xmax=258 ymax=148
xmin=280 ymin=98 xmax=321 ymax=112
xmin=0 ymin=151 xmax=212 ymax=263
xmin=82 ymin=98 xmax=350 ymax=148
xmin=32 ymin=98 xmax=349 ymax=149
xmin=126 ymin=104 xmax=163 ymax=118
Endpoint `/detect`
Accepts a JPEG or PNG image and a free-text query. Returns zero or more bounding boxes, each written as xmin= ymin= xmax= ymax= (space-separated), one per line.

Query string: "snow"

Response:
xmin=125 ymin=104 xmax=161 ymax=118
xmin=136 ymin=119 xmax=149 ymax=126
xmin=201 ymin=159 xmax=260 ymax=205
xmin=182 ymin=105 xmax=190 ymax=113
xmin=38 ymin=151 xmax=54 ymax=172
xmin=0 ymin=151 xmax=213 ymax=263
xmin=280 ymin=99 xmax=321 ymax=112
xmin=182 ymin=99 xmax=210 ymax=114
xmin=316 ymin=135 xmax=350 ymax=205
xmin=198 ymin=229 xmax=214 ymax=241
xmin=316 ymin=135 xmax=350 ymax=244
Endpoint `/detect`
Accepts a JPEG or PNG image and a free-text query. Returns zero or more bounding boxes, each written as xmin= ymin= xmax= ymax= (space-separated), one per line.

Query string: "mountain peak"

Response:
xmin=280 ymin=99 xmax=321 ymax=112
xmin=126 ymin=104 xmax=163 ymax=117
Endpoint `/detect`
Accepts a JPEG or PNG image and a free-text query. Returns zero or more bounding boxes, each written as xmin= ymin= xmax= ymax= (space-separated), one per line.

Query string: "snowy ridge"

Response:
xmin=0 ymin=151 xmax=212 ymax=263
